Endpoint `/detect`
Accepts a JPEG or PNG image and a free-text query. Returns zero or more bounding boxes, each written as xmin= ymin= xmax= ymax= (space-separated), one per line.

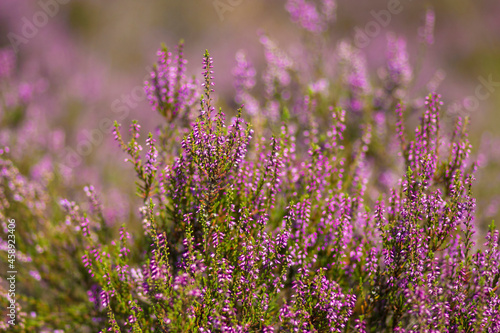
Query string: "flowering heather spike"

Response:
xmin=233 ymin=51 xmax=259 ymax=116
xmin=395 ymin=102 xmax=406 ymax=150
xmin=202 ymin=49 xmax=215 ymax=114
xmin=419 ymin=8 xmax=436 ymax=46
xmin=322 ymin=0 xmax=336 ymax=22
xmin=337 ymin=41 xmax=370 ymax=112
xmin=145 ymin=41 xmax=199 ymax=122
xmin=0 ymin=48 xmax=15 ymax=79
xmin=81 ymin=215 xmax=90 ymax=237
xmin=233 ymin=51 xmax=256 ymax=92
xmin=144 ymin=133 xmax=158 ymax=177
xmin=100 ymin=290 xmax=109 ymax=308
xmin=285 ymin=0 xmax=328 ymax=33
xmin=82 ymin=254 xmax=93 ymax=277
xmin=402 ymin=93 xmax=442 ymax=177
xmin=84 ymin=185 xmax=104 ymax=216
xmin=260 ymin=35 xmax=293 ymax=98
xmin=280 ymin=269 xmax=356 ymax=331
xmin=386 ymin=34 xmax=413 ymax=90
xmin=113 ymin=120 xmax=159 ymax=200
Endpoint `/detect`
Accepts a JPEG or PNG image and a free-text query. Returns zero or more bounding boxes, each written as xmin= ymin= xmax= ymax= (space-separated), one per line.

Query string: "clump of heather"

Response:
xmin=1 ymin=2 xmax=499 ymax=332
xmin=71 ymin=41 xmax=499 ymax=331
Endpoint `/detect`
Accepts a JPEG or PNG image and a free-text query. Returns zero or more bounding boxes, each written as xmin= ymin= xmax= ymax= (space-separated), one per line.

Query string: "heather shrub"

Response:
xmin=1 ymin=1 xmax=499 ymax=332
xmin=72 ymin=44 xmax=499 ymax=331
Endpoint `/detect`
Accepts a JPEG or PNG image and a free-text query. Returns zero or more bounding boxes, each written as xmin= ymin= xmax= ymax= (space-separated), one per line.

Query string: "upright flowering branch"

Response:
xmin=232 ymin=51 xmax=259 ymax=116
xmin=419 ymin=9 xmax=436 ymax=46
xmin=144 ymin=41 xmax=198 ymax=123
xmin=113 ymin=121 xmax=159 ymax=201
xmin=260 ymin=35 xmax=294 ymax=121
xmin=385 ymin=34 xmax=413 ymax=93
xmin=395 ymin=102 xmax=406 ymax=155
xmin=337 ymin=41 xmax=370 ymax=113
xmin=182 ymin=51 xmax=251 ymax=209
xmin=158 ymin=50 xmax=253 ymax=271
xmin=285 ymin=0 xmax=336 ymax=33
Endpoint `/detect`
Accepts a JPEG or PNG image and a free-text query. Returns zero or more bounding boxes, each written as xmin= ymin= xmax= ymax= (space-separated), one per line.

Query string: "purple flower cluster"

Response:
xmin=233 ymin=51 xmax=259 ymax=116
xmin=285 ymin=0 xmax=336 ymax=33
xmin=144 ymin=42 xmax=199 ymax=123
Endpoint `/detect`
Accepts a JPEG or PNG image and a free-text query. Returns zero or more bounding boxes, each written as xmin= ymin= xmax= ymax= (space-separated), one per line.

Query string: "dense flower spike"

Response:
xmin=337 ymin=41 xmax=370 ymax=112
xmin=419 ymin=9 xmax=436 ymax=46
xmin=144 ymin=41 xmax=199 ymax=122
xmin=285 ymin=0 xmax=336 ymax=33
xmin=113 ymin=121 xmax=159 ymax=201
xmin=385 ymin=34 xmax=413 ymax=91
xmin=232 ymin=51 xmax=259 ymax=116
xmin=260 ymin=35 xmax=293 ymax=99
xmin=0 ymin=48 xmax=15 ymax=79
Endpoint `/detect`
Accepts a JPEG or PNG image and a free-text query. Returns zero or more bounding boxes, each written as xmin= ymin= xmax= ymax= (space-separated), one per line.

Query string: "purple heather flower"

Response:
xmin=322 ymin=0 xmax=336 ymax=22
xmin=100 ymin=290 xmax=109 ymax=308
xmin=144 ymin=42 xmax=199 ymax=121
xmin=260 ymin=35 xmax=293 ymax=98
xmin=232 ymin=51 xmax=259 ymax=116
xmin=337 ymin=41 xmax=370 ymax=112
xmin=25 ymin=33 xmax=497 ymax=332
xmin=419 ymin=9 xmax=435 ymax=46
xmin=281 ymin=269 xmax=356 ymax=331
xmin=82 ymin=254 xmax=93 ymax=277
xmin=84 ymin=185 xmax=103 ymax=215
xmin=233 ymin=51 xmax=256 ymax=92
xmin=144 ymin=134 xmax=158 ymax=176
xmin=0 ymin=48 xmax=15 ymax=79
xmin=386 ymin=34 xmax=413 ymax=90
xmin=285 ymin=0 xmax=331 ymax=33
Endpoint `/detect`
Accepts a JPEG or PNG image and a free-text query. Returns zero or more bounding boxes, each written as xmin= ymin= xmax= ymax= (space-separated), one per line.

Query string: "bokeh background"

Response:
xmin=1 ymin=0 xmax=499 ymax=231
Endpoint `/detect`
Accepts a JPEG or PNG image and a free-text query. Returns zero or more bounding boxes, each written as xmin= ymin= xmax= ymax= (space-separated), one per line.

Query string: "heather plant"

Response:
xmin=71 ymin=43 xmax=499 ymax=331
xmin=1 ymin=1 xmax=500 ymax=332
